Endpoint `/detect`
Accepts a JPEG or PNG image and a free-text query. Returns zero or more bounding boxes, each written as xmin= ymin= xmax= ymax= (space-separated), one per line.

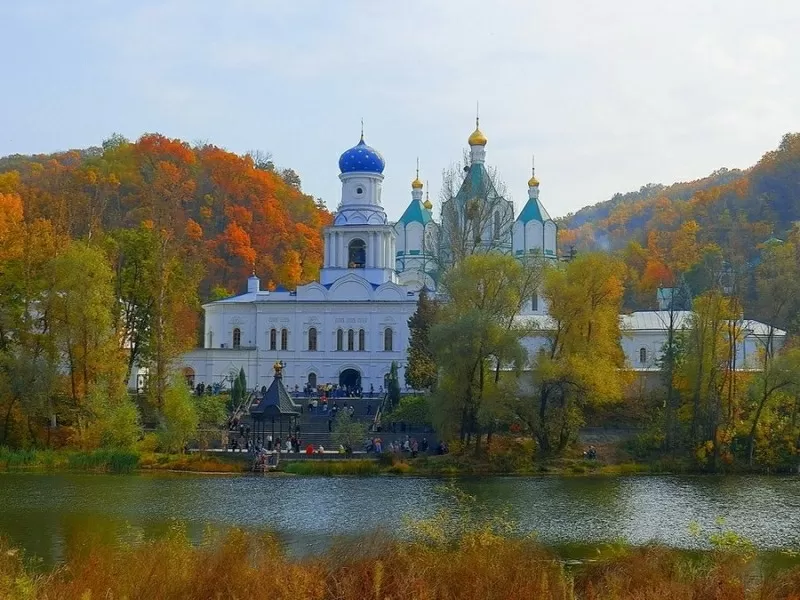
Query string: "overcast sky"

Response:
xmin=2 ymin=1 xmax=799 ymax=220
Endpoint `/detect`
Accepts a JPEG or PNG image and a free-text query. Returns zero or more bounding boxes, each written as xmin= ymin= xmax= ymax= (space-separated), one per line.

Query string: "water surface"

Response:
xmin=1 ymin=472 xmax=799 ymax=564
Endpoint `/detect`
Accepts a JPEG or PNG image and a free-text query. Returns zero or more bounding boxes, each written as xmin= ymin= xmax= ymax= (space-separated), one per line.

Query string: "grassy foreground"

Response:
xmin=2 ymin=527 xmax=800 ymax=599
xmin=0 ymin=447 xmax=248 ymax=474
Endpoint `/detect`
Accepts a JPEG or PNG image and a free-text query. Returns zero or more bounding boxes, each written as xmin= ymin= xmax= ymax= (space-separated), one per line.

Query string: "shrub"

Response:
xmin=158 ymin=375 xmax=199 ymax=452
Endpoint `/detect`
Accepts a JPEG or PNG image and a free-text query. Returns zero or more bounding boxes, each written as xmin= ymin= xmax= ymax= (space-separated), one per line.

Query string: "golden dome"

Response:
xmin=528 ymin=175 xmax=540 ymax=187
xmin=411 ymin=177 xmax=423 ymax=189
xmin=468 ymin=126 xmax=487 ymax=146
xmin=423 ymin=198 xmax=433 ymax=210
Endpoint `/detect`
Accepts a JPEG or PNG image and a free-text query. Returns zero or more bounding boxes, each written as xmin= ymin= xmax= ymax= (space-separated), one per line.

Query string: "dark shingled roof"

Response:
xmin=250 ymin=367 xmax=300 ymax=419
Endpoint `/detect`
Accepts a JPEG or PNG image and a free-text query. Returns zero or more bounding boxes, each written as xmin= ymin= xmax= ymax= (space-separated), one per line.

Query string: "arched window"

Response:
xmin=493 ymin=211 xmax=501 ymax=240
xmin=336 ymin=328 xmax=343 ymax=351
xmin=348 ymin=238 xmax=366 ymax=268
xmin=269 ymin=328 xmax=277 ymax=351
xmin=384 ymin=328 xmax=393 ymax=352
xmin=358 ymin=328 xmax=365 ymax=351
xmin=307 ymin=373 xmax=317 ymax=388
xmin=639 ymin=347 xmax=648 ymax=364
xmin=347 ymin=329 xmax=355 ymax=351
xmin=280 ymin=328 xmax=288 ymax=351
xmin=308 ymin=327 xmax=317 ymax=351
xmin=232 ymin=328 xmax=241 ymax=349
xmin=531 ymin=294 xmax=539 ymax=312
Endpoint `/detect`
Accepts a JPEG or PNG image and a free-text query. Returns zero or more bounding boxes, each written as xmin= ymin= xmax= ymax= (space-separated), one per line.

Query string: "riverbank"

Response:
xmin=2 ymin=527 xmax=799 ymax=599
xmin=0 ymin=444 xmax=794 ymax=477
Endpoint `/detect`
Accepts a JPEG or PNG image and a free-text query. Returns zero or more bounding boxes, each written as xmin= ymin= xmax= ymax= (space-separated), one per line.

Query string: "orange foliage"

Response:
xmin=0 ymin=134 xmax=332 ymax=300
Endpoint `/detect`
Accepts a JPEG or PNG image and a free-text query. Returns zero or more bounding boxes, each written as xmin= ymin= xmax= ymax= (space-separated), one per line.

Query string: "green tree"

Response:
xmin=158 ymin=375 xmax=199 ymax=453
xmin=195 ymin=394 xmax=228 ymax=450
xmin=50 ymin=242 xmax=121 ymax=415
xmin=238 ymin=367 xmax=247 ymax=399
xmin=388 ymin=361 xmax=401 ymax=408
xmin=430 ymin=254 xmax=530 ymax=452
xmin=331 ymin=411 xmax=366 ymax=451
xmin=78 ymin=378 xmax=142 ymax=449
xmin=405 ymin=289 xmax=439 ymax=391
xmin=745 ymin=347 xmax=800 ymax=465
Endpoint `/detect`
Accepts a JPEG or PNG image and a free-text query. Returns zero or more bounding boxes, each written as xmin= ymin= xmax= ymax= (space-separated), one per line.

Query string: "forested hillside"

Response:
xmin=0 ymin=134 xmax=332 ymax=446
xmin=0 ymin=133 xmax=332 ymax=298
xmin=559 ymin=133 xmax=800 ymax=325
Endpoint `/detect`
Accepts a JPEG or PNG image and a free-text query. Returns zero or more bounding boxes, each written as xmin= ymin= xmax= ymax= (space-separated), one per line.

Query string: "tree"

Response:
xmin=50 ymin=242 xmax=121 ymax=412
xmin=434 ymin=152 xmax=515 ymax=271
xmin=195 ymin=394 xmax=227 ymax=450
xmin=158 ymin=375 xmax=199 ymax=453
xmin=514 ymin=253 xmax=627 ymax=455
xmin=405 ymin=289 xmax=439 ymax=391
xmin=745 ymin=347 xmax=800 ymax=465
xmin=388 ymin=361 xmax=401 ymax=409
xmin=78 ymin=378 xmax=142 ymax=449
xmin=430 ymin=254 xmax=530 ymax=451
xmin=331 ymin=411 xmax=366 ymax=451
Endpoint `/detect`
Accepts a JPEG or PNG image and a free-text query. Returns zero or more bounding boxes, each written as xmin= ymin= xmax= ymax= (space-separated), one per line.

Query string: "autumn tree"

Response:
xmin=430 ymin=254 xmax=530 ymax=452
xmin=514 ymin=253 xmax=627 ymax=455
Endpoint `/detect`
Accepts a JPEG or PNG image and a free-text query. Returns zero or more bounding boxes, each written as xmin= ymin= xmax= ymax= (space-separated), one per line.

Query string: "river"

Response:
xmin=1 ymin=472 xmax=799 ymax=564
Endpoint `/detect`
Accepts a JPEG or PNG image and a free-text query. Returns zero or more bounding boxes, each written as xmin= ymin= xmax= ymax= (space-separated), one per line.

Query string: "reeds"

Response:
xmin=281 ymin=458 xmax=382 ymax=476
xmin=2 ymin=529 xmax=800 ymax=599
xmin=0 ymin=447 xmax=140 ymax=473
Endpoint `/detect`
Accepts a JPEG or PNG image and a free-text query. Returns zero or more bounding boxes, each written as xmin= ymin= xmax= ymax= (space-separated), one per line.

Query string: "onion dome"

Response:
xmin=468 ymin=116 xmax=487 ymax=146
xmin=528 ymin=174 xmax=540 ymax=187
xmin=423 ymin=197 xmax=433 ymax=210
xmin=468 ymin=126 xmax=487 ymax=146
xmin=338 ymin=136 xmax=385 ymax=174
xmin=411 ymin=177 xmax=423 ymax=189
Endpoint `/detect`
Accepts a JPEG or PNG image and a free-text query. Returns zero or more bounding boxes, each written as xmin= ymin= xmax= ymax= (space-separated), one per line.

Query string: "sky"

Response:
xmin=2 ymin=0 xmax=800 ymax=221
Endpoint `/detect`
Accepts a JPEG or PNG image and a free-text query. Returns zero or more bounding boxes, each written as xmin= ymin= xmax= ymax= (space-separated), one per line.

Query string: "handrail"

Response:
xmin=372 ymin=392 xmax=389 ymax=432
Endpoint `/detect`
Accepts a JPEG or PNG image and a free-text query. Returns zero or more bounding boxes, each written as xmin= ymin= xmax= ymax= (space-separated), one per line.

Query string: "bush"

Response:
xmin=486 ymin=437 xmax=535 ymax=473
xmin=158 ymin=375 xmax=199 ymax=452
xmin=75 ymin=379 xmax=143 ymax=450
xmin=66 ymin=450 xmax=140 ymax=473
xmin=387 ymin=395 xmax=431 ymax=426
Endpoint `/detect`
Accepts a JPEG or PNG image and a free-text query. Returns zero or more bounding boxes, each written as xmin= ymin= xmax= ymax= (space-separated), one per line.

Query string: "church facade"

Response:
xmin=172 ymin=123 xmax=785 ymax=394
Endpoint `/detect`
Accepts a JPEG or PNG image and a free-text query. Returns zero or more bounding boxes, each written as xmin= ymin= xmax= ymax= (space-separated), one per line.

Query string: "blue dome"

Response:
xmin=338 ymin=137 xmax=385 ymax=174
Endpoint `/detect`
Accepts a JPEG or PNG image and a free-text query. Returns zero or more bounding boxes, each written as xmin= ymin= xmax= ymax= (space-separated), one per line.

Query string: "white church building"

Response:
xmin=174 ymin=123 xmax=785 ymax=394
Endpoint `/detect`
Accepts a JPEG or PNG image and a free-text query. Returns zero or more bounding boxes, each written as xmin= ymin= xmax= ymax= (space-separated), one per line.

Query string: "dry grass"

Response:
xmin=2 ymin=529 xmax=800 ymax=600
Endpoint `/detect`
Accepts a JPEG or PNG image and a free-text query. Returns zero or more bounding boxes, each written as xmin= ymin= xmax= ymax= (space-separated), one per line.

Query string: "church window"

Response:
xmin=639 ymin=347 xmax=648 ymax=364
xmin=531 ymin=294 xmax=539 ymax=312
xmin=347 ymin=329 xmax=355 ymax=351
xmin=308 ymin=327 xmax=317 ymax=351
xmin=280 ymin=328 xmax=288 ymax=351
xmin=356 ymin=187 xmax=363 ymax=195
xmin=348 ymin=238 xmax=366 ymax=268
xmin=384 ymin=328 xmax=393 ymax=352
xmin=232 ymin=328 xmax=241 ymax=349
xmin=336 ymin=329 xmax=343 ymax=351
xmin=358 ymin=328 xmax=365 ymax=351
xmin=269 ymin=328 xmax=277 ymax=350
xmin=307 ymin=372 xmax=317 ymax=388
xmin=493 ymin=211 xmax=501 ymax=240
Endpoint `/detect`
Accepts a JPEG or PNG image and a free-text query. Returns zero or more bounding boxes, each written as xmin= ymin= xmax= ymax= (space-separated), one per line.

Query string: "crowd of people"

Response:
xmin=293 ymin=382 xmax=382 ymax=400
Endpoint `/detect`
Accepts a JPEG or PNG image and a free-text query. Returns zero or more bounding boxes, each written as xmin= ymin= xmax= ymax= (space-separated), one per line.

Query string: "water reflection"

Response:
xmin=1 ymin=472 xmax=799 ymax=566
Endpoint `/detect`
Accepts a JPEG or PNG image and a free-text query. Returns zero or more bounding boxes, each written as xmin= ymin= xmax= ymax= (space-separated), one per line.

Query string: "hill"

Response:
xmin=559 ymin=133 xmax=800 ymax=258
xmin=558 ymin=133 xmax=800 ymax=321
xmin=0 ymin=133 xmax=332 ymax=299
